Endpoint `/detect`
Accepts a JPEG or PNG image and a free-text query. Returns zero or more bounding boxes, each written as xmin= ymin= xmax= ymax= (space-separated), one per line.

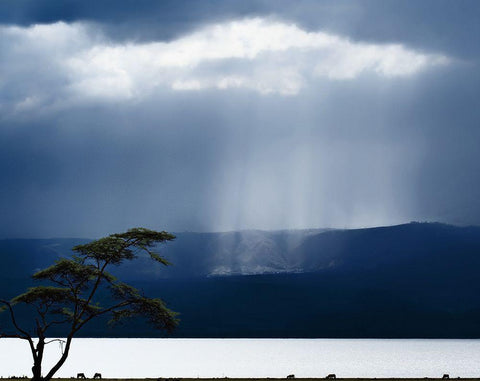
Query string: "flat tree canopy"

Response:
xmin=0 ymin=228 xmax=178 ymax=381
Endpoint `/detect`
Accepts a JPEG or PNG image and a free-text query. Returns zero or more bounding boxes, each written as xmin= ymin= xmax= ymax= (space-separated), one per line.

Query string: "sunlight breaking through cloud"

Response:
xmin=1 ymin=18 xmax=449 ymax=108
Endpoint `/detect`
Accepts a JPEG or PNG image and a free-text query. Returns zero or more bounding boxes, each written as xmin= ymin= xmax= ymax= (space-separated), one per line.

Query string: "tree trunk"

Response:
xmin=31 ymin=359 xmax=43 ymax=381
xmin=43 ymin=335 xmax=73 ymax=381
xmin=31 ymin=338 xmax=45 ymax=381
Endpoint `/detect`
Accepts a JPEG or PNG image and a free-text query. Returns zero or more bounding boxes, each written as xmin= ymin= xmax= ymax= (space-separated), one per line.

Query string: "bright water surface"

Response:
xmin=0 ymin=339 xmax=479 ymax=378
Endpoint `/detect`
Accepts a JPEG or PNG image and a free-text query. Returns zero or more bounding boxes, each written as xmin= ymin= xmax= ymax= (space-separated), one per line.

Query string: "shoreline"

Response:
xmin=8 ymin=378 xmax=479 ymax=381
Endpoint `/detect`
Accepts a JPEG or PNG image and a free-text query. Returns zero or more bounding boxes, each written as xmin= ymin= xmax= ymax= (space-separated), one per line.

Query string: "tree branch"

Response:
xmin=3 ymin=228 xmax=177 ymax=381
xmin=75 ymin=237 xmax=140 ymax=325
xmin=75 ymin=261 xmax=109 ymax=326
xmin=0 ymin=299 xmax=31 ymax=338
xmin=44 ymin=318 xmax=72 ymax=330
xmin=44 ymin=334 xmax=73 ymax=380
xmin=0 ymin=299 xmax=37 ymax=363
xmin=74 ymin=300 xmax=132 ymax=333
xmin=44 ymin=338 xmax=66 ymax=345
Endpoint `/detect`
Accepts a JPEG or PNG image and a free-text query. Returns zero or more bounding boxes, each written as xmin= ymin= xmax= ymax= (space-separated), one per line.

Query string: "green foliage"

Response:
xmin=72 ymin=228 xmax=175 ymax=264
xmin=108 ymin=280 xmax=178 ymax=332
xmin=0 ymin=227 xmax=178 ymax=381
xmin=33 ymin=258 xmax=102 ymax=290
xmin=12 ymin=286 xmax=73 ymax=305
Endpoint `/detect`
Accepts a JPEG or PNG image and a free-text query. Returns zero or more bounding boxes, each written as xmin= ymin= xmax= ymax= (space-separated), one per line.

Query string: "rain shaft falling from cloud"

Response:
xmin=2 ymin=7 xmax=479 ymax=238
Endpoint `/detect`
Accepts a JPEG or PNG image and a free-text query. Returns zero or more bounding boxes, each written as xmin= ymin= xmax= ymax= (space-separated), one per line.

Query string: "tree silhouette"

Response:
xmin=0 ymin=228 xmax=178 ymax=381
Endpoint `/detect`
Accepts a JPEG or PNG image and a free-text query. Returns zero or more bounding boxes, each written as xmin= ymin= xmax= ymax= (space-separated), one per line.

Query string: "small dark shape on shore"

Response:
xmin=93 ymin=374 xmax=102 ymax=379
xmin=287 ymin=375 xmax=295 ymax=379
xmin=77 ymin=373 xmax=86 ymax=379
xmin=326 ymin=374 xmax=336 ymax=379
xmin=443 ymin=375 xmax=449 ymax=379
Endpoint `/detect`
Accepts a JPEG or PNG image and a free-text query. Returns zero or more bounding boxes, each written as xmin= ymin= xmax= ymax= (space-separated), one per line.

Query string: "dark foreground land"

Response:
xmin=10 ymin=378 xmax=479 ymax=381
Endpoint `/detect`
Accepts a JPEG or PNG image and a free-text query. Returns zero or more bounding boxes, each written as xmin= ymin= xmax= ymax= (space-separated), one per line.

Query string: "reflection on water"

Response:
xmin=0 ymin=339 xmax=479 ymax=378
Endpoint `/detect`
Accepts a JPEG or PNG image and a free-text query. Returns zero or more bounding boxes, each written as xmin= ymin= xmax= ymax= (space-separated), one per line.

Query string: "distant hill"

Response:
xmin=1 ymin=222 xmax=480 ymax=337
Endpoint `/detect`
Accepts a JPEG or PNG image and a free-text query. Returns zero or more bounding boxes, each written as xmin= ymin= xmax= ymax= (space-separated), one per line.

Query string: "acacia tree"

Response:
xmin=0 ymin=228 xmax=178 ymax=381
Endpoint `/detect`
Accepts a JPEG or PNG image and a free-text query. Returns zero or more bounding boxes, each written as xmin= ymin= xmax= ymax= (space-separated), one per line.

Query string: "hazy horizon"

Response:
xmin=0 ymin=220 xmax=476 ymax=240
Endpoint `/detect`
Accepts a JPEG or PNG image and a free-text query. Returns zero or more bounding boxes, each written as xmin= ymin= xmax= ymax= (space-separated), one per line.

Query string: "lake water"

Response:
xmin=0 ymin=339 xmax=479 ymax=378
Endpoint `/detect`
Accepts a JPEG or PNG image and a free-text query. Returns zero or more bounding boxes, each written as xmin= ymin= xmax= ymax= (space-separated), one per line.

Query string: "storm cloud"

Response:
xmin=1 ymin=1 xmax=479 ymax=237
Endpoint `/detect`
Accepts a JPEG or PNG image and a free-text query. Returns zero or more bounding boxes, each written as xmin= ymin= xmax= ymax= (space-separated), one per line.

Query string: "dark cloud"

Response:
xmin=1 ymin=0 xmax=479 ymax=59
xmin=278 ymin=0 xmax=480 ymax=59
xmin=2 ymin=64 xmax=480 ymax=237
xmin=1 ymin=1 xmax=480 ymax=237
xmin=0 ymin=0 xmax=262 ymax=41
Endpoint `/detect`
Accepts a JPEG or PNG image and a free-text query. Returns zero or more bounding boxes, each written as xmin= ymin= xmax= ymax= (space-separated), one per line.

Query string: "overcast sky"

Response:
xmin=1 ymin=0 xmax=480 ymax=238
